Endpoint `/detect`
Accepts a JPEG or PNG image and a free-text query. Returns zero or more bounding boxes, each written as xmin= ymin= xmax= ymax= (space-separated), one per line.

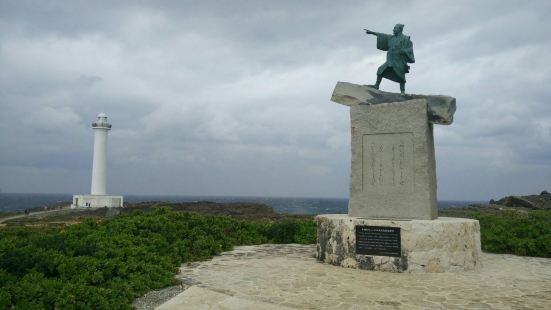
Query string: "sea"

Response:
xmin=0 ymin=193 xmax=483 ymax=215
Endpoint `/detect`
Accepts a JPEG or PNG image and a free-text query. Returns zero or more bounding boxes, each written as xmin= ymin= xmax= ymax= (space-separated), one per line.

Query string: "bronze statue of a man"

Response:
xmin=364 ymin=24 xmax=415 ymax=94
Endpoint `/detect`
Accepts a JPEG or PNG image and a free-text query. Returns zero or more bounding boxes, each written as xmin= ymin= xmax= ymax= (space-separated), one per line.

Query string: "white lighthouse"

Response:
xmin=72 ymin=113 xmax=123 ymax=208
xmin=90 ymin=112 xmax=110 ymax=195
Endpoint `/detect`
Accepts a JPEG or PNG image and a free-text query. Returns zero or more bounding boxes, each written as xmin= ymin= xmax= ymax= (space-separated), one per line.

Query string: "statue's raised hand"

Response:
xmin=364 ymin=29 xmax=375 ymax=35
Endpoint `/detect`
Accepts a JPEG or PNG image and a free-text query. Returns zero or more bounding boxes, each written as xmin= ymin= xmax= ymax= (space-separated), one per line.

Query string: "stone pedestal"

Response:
xmin=316 ymin=215 xmax=482 ymax=273
xmin=317 ymin=82 xmax=480 ymax=273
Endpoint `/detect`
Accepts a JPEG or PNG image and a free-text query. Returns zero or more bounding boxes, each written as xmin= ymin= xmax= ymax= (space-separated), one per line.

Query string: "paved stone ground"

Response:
xmin=134 ymin=283 xmax=189 ymax=310
xmin=158 ymin=244 xmax=551 ymax=309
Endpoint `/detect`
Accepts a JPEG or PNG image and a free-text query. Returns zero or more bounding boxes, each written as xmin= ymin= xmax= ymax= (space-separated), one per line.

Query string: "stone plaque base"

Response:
xmin=316 ymin=214 xmax=481 ymax=273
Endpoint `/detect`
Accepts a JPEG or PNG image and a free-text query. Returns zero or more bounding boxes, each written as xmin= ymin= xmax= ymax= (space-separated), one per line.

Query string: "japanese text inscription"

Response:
xmin=362 ymin=133 xmax=414 ymax=193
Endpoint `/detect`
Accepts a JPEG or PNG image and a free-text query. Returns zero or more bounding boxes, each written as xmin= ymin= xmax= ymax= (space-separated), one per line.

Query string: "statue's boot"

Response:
xmin=372 ymin=75 xmax=382 ymax=89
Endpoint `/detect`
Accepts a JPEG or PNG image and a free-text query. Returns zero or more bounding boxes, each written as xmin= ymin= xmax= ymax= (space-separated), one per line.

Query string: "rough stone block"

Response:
xmin=316 ymin=214 xmax=482 ymax=273
xmin=331 ymin=81 xmax=456 ymax=125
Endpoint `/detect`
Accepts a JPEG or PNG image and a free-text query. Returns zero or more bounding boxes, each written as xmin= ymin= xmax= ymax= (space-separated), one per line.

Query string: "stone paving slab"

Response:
xmin=159 ymin=244 xmax=551 ymax=310
xmin=156 ymin=286 xmax=295 ymax=310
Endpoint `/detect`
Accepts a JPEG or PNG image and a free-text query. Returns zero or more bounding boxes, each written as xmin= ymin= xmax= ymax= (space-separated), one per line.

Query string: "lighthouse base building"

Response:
xmin=71 ymin=113 xmax=123 ymax=209
xmin=71 ymin=195 xmax=123 ymax=208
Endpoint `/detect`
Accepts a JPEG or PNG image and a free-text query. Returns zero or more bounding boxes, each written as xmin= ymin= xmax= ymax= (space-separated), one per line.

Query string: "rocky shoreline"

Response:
xmin=440 ymin=191 xmax=550 ymax=217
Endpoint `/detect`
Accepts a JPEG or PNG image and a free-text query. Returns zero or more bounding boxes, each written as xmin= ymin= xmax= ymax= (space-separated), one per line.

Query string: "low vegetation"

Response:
xmin=1 ymin=203 xmax=549 ymax=309
xmin=459 ymin=210 xmax=551 ymax=258
xmin=440 ymin=191 xmax=550 ymax=258
xmin=0 ymin=207 xmax=315 ymax=309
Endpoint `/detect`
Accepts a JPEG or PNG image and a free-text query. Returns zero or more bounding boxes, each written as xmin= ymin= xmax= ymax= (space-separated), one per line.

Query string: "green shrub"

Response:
xmin=267 ymin=219 xmax=317 ymax=244
xmin=0 ymin=208 xmax=315 ymax=309
xmin=467 ymin=210 xmax=551 ymax=257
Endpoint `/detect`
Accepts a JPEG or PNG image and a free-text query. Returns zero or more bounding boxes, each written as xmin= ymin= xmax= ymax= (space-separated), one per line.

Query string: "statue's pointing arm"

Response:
xmin=364 ymin=29 xmax=390 ymax=51
xmin=364 ymin=29 xmax=379 ymax=36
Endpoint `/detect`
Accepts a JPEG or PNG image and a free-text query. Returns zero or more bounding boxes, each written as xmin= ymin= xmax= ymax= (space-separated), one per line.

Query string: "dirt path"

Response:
xmin=0 ymin=208 xmax=74 ymax=224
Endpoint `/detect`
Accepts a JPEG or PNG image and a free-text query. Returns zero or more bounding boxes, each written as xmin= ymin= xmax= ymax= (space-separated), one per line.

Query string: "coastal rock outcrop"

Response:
xmin=494 ymin=191 xmax=551 ymax=210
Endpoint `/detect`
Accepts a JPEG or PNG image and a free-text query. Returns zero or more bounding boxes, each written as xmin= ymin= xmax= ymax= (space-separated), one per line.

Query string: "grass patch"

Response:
xmin=0 ymin=207 xmax=315 ymax=309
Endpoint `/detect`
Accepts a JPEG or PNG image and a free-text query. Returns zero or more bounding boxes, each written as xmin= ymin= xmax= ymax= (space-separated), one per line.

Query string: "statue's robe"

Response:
xmin=376 ymin=33 xmax=415 ymax=83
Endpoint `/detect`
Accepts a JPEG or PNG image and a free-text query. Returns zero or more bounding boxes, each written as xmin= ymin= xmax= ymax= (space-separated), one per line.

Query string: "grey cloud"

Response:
xmin=0 ymin=0 xmax=550 ymax=199
xmin=78 ymin=75 xmax=103 ymax=87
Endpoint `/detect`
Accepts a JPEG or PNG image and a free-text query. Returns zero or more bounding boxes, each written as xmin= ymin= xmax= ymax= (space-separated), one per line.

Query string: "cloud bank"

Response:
xmin=0 ymin=0 xmax=550 ymax=200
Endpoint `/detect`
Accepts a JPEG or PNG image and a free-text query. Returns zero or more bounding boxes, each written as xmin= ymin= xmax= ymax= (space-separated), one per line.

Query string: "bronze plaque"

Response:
xmin=356 ymin=225 xmax=401 ymax=257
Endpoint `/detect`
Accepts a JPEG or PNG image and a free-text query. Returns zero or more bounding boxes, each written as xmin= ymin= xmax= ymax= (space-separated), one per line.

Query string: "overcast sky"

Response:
xmin=0 ymin=0 xmax=550 ymax=200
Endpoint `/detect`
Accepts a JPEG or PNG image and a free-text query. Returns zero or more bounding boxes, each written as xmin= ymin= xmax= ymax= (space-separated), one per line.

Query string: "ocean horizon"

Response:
xmin=0 ymin=192 xmax=485 ymax=215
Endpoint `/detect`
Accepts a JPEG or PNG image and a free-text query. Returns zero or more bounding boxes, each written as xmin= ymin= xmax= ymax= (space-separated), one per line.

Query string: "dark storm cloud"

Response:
xmin=0 ymin=0 xmax=549 ymax=199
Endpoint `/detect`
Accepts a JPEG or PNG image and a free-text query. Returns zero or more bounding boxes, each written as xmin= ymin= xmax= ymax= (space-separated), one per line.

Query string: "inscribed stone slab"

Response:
xmin=349 ymin=100 xmax=437 ymax=220
xmin=361 ymin=132 xmax=414 ymax=194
